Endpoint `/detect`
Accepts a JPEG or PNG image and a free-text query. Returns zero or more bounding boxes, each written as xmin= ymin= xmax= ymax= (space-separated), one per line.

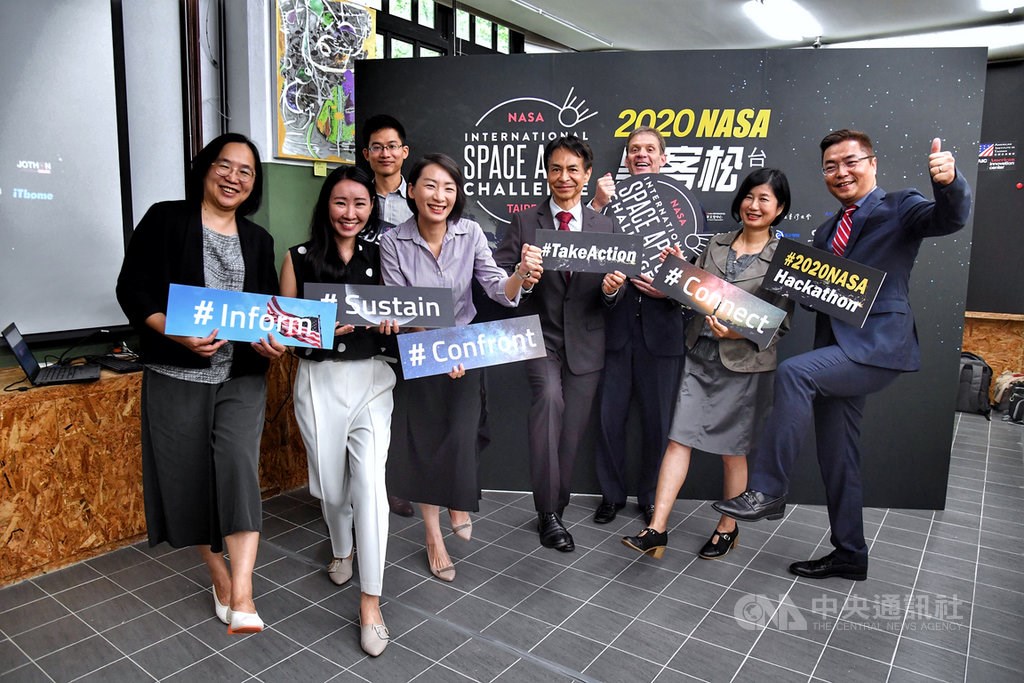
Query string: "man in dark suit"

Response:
xmin=715 ymin=130 xmax=972 ymax=580
xmin=589 ymin=127 xmax=687 ymax=526
xmin=495 ymin=136 xmax=626 ymax=551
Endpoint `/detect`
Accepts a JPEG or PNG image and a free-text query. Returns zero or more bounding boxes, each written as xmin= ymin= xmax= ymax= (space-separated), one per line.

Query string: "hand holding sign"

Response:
xmin=603 ymin=270 xmax=627 ymax=296
xmin=928 ymin=137 xmax=956 ymax=186
xmin=172 ymin=328 xmax=227 ymax=358
xmin=592 ymin=172 xmax=616 ymax=212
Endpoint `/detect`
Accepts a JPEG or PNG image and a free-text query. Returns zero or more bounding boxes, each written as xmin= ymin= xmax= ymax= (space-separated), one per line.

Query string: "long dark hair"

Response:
xmin=186 ymin=133 xmax=264 ymax=216
xmin=405 ymin=153 xmax=467 ymax=223
xmin=306 ymin=165 xmax=380 ymax=281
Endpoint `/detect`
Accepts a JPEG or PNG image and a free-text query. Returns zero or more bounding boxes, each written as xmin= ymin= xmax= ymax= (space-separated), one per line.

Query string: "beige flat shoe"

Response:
xmin=360 ymin=620 xmax=390 ymax=656
xmin=449 ymin=509 xmax=473 ymax=542
xmin=426 ymin=543 xmax=456 ymax=582
xmin=327 ymin=555 xmax=354 ymax=586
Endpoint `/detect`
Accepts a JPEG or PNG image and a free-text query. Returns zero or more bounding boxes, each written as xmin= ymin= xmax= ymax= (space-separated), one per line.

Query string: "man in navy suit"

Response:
xmin=715 ymin=130 xmax=972 ymax=580
xmin=588 ymin=127 xmax=687 ymax=525
xmin=495 ymin=136 xmax=626 ymax=551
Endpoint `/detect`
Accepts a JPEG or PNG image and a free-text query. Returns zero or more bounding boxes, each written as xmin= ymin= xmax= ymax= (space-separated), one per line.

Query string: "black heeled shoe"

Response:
xmin=698 ymin=525 xmax=738 ymax=559
xmin=621 ymin=527 xmax=668 ymax=559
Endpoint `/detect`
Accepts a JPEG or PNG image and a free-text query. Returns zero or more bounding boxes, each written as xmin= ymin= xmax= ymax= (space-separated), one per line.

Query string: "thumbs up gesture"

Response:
xmin=928 ymin=138 xmax=956 ymax=186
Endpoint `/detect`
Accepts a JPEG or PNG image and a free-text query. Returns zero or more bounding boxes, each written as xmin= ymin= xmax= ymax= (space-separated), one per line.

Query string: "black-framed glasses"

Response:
xmin=822 ymin=155 xmax=875 ymax=177
xmin=212 ymin=160 xmax=255 ymax=183
xmin=367 ymin=142 xmax=405 ymax=155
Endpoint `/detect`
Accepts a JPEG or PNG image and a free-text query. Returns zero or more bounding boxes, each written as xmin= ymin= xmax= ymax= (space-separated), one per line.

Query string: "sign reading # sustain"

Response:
xmin=652 ymin=255 xmax=788 ymax=351
xmin=535 ymin=229 xmax=642 ymax=276
xmin=398 ymin=315 xmax=546 ymax=380
xmin=304 ymin=283 xmax=456 ymax=329
xmin=165 ymin=284 xmax=336 ymax=349
xmin=761 ymin=239 xmax=885 ymax=328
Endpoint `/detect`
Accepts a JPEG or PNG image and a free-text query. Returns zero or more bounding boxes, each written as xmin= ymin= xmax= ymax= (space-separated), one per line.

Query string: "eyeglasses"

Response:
xmin=822 ymin=155 xmax=875 ymax=177
xmin=212 ymin=160 xmax=255 ymax=183
xmin=367 ymin=143 xmax=405 ymax=155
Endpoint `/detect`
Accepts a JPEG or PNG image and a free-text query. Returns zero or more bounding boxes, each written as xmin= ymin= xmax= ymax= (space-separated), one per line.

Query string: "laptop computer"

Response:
xmin=2 ymin=322 xmax=101 ymax=386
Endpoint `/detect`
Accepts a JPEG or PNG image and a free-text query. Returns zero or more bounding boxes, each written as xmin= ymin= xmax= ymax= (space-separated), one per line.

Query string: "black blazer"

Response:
xmin=116 ymin=200 xmax=279 ymax=376
xmin=494 ymin=200 xmax=621 ymax=375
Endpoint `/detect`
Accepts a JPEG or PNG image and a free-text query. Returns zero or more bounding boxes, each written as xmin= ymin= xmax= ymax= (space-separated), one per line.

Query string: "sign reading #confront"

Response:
xmin=652 ymin=255 xmax=787 ymax=350
xmin=304 ymin=283 xmax=456 ymax=329
xmin=534 ymin=229 xmax=642 ymax=276
xmin=165 ymin=284 xmax=336 ymax=349
xmin=606 ymin=173 xmax=709 ymax=279
xmin=398 ymin=315 xmax=546 ymax=380
xmin=761 ymin=238 xmax=886 ymax=328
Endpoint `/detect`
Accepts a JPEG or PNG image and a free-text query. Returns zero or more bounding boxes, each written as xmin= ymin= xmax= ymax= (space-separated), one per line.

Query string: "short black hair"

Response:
xmin=405 ymin=153 xmax=467 ymax=223
xmin=362 ymin=114 xmax=407 ymax=149
xmin=186 ymin=133 xmax=263 ymax=216
xmin=819 ymin=129 xmax=874 ymax=161
xmin=730 ymin=168 xmax=791 ymax=227
xmin=543 ymin=135 xmax=594 ymax=171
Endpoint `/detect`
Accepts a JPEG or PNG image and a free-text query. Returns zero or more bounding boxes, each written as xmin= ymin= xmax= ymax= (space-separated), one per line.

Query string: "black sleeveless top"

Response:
xmin=289 ymin=238 xmax=393 ymax=362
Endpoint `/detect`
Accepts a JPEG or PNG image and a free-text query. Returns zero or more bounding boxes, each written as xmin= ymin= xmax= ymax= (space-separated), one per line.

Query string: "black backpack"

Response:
xmin=956 ymin=352 xmax=992 ymax=418
xmin=1006 ymin=385 xmax=1024 ymax=425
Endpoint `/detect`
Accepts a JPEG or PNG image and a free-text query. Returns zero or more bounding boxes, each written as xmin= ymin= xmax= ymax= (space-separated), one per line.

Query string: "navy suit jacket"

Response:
xmin=494 ymin=200 xmax=620 ymax=375
xmin=811 ymin=173 xmax=972 ymax=372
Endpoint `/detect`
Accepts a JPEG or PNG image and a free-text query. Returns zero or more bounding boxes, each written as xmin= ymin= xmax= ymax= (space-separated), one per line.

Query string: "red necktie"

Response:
xmin=556 ymin=211 xmax=572 ymax=284
xmin=832 ymin=206 xmax=856 ymax=257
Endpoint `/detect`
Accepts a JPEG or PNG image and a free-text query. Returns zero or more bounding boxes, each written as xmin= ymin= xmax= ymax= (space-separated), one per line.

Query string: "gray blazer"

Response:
xmin=684 ymin=229 xmax=794 ymax=373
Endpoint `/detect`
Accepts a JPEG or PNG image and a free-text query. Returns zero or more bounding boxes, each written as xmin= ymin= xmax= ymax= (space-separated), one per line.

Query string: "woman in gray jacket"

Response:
xmin=623 ymin=168 xmax=795 ymax=560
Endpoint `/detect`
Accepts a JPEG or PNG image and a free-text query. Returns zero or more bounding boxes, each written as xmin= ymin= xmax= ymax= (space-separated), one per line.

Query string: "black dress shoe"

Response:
xmin=538 ymin=513 xmax=575 ymax=552
xmin=712 ymin=489 xmax=786 ymax=521
xmin=789 ymin=552 xmax=867 ymax=581
xmin=698 ymin=526 xmax=738 ymax=559
xmin=642 ymin=504 xmax=656 ymax=526
xmin=621 ymin=527 xmax=667 ymax=559
xmin=388 ymin=495 xmax=415 ymax=517
xmin=593 ymin=501 xmax=624 ymax=524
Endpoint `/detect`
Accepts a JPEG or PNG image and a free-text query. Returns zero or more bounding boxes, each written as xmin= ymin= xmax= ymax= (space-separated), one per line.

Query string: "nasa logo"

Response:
xmin=507 ymin=112 xmax=545 ymax=123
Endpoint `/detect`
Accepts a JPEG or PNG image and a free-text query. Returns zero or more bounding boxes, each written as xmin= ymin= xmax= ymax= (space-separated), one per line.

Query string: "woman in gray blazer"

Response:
xmin=623 ymin=168 xmax=795 ymax=560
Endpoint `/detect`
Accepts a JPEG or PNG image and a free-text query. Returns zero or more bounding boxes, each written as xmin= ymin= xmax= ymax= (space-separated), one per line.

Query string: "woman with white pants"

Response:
xmin=280 ymin=165 xmax=398 ymax=657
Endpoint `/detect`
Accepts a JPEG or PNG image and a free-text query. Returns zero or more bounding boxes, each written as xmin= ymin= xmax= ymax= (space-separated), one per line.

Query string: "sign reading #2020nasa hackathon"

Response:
xmin=652 ymin=255 xmax=787 ymax=351
xmin=761 ymin=239 xmax=885 ymax=328
xmin=398 ymin=315 xmax=546 ymax=380
xmin=303 ymin=283 xmax=456 ymax=329
xmin=165 ymin=284 xmax=336 ymax=349
xmin=534 ymin=229 xmax=642 ymax=276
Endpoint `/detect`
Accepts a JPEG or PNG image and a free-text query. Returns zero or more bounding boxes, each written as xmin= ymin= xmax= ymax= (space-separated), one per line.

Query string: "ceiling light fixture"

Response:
xmin=507 ymin=0 xmax=614 ymax=47
xmin=979 ymin=0 xmax=1024 ymax=12
xmin=742 ymin=0 xmax=823 ymax=42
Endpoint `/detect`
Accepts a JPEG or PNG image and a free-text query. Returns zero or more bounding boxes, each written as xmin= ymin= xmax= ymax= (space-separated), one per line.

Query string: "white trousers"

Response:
xmin=293 ymin=357 xmax=396 ymax=595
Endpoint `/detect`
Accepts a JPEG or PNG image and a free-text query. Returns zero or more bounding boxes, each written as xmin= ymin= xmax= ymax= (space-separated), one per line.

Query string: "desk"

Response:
xmin=0 ymin=358 xmax=307 ymax=585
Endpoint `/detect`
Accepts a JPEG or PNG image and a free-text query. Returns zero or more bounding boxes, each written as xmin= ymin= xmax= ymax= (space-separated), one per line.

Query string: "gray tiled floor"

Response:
xmin=2 ymin=412 xmax=1022 ymax=682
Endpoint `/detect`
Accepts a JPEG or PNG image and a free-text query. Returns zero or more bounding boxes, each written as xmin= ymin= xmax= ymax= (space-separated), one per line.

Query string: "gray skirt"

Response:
xmin=667 ymin=337 xmax=774 ymax=456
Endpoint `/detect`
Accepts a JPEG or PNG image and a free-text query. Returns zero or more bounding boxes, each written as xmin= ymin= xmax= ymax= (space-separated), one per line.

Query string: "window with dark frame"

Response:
xmin=370 ymin=0 xmax=525 ymax=59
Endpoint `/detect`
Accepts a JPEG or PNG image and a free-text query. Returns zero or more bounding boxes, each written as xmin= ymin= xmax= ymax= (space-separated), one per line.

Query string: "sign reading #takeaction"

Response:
xmin=534 ymin=229 xmax=642 ymax=276
xmin=165 ymin=284 xmax=336 ymax=349
xmin=761 ymin=238 xmax=885 ymax=328
xmin=398 ymin=315 xmax=546 ymax=380
xmin=652 ymin=255 xmax=788 ymax=350
xmin=303 ymin=283 xmax=456 ymax=329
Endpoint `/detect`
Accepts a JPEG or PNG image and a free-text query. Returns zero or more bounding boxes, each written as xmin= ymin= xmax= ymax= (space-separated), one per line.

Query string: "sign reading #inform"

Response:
xmin=165 ymin=283 xmax=336 ymax=349
xmin=398 ymin=315 xmax=546 ymax=379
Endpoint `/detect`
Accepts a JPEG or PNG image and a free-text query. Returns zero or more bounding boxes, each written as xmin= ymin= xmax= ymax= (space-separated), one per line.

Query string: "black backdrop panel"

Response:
xmin=966 ymin=59 xmax=1024 ymax=314
xmin=357 ymin=48 xmax=986 ymax=509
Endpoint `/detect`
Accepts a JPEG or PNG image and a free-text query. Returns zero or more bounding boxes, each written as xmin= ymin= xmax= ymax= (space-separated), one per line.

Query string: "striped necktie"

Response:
xmin=832 ymin=206 xmax=856 ymax=257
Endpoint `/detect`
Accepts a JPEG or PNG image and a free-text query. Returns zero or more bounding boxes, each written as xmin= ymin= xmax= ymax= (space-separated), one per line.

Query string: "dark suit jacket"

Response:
xmin=494 ymin=200 xmax=620 ymax=375
xmin=116 ymin=200 xmax=279 ymax=375
xmin=685 ymin=229 xmax=794 ymax=373
xmin=606 ymin=282 xmax=687 ymax=357
xmin=811 ymin=174 xmax=972 ymax=372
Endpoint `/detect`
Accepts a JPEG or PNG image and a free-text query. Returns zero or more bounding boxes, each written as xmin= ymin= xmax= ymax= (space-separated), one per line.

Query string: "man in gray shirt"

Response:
xmin=362 ymin=114 xmax=413 ymax=229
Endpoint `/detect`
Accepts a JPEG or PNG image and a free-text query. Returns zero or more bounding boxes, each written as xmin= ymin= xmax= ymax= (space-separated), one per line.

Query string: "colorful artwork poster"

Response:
xmin=276 ymin=0 xmax=376 ymax=163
